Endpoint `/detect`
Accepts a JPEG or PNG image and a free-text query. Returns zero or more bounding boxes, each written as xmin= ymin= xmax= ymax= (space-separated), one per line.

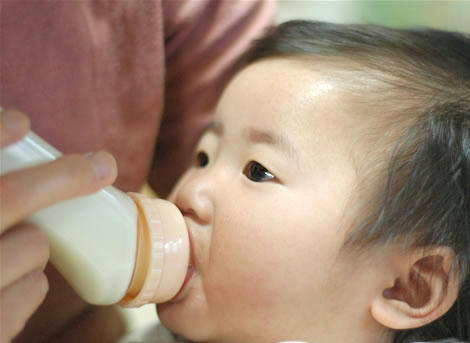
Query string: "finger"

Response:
xmin=0 ymin=270 xmax=49 ymax=343
xmin=13 ymin=264 xmax=91 ymax=342
xmin=0 ymin=109 xmax=30 ymax=148
xmin=0 ymin=151 xmax=117 ymax=233
xmin=0 ymin=223 xmax=49 ymax=289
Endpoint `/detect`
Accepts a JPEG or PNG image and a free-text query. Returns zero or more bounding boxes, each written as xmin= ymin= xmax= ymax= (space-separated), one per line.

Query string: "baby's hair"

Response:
xmin=243 ymin=21 xmax=470 ymax=342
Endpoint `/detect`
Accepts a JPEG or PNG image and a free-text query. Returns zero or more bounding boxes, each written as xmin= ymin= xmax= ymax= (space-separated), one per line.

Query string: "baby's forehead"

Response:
xmin=223 ymin=58 xmax=390 ymax=163
xmin=234 ymin=58 xmax=363 ymax=116
xmin=227 ymin=58 xmax=387 ymax=133
xmin=282 ymin=60 xmax=404 ymax=173
xmin=238 ymin=57 xmax=384 ymax=116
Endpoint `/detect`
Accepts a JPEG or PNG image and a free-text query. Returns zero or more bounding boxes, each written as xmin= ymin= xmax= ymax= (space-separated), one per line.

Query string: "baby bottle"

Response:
xmin=0 ymin=131 xmax=189 ymax=307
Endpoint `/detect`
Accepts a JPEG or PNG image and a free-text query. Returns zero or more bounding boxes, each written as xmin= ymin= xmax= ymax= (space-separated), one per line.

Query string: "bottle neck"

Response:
xmin=121 ymin=213 xmax=149 ymax=302
xmin=119 ymin=192 xmax=189 ymax=307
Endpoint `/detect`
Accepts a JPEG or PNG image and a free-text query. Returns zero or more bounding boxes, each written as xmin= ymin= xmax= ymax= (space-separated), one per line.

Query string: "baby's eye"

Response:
xmin=195 ymin=151 xmax=209 ymax=167
xmin=243 ymin=161 xmax=275 ymax=182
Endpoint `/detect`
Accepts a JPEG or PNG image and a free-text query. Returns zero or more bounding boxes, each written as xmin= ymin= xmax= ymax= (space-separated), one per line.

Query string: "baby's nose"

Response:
xmin=173 ymin=173 xmax=214 ymax=225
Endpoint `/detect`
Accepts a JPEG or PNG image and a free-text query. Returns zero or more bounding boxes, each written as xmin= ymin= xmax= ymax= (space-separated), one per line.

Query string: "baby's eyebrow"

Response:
xmin=202 ymin=120 xmax=298 ymax=161
xmin=246 ymin=127 xmax=298 ymax=160
xmin=203 ymin=121 xmax=224 ymax=136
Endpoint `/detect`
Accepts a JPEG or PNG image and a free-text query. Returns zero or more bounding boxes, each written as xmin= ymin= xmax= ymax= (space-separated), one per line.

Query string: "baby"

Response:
xmin=140 ymin=21 xmax=470 ymax=343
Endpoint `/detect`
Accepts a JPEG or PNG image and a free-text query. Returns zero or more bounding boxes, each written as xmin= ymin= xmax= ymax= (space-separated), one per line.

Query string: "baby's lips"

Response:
xmin=186 ymin=220 xmax=197 ymax=270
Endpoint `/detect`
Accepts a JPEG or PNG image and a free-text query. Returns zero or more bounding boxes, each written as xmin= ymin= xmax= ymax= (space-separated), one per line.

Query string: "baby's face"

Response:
xmin=159 ymin=59 xmax=384 ymax=342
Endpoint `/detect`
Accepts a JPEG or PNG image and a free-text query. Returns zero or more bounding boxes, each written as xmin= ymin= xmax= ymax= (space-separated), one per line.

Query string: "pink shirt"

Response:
xmin=0 ymin=0 xmax=275 ymax=195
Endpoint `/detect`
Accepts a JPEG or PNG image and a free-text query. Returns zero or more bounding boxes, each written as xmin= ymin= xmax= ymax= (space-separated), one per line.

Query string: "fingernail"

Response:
xmin=87 ymin=151 xmax=115 ymax=180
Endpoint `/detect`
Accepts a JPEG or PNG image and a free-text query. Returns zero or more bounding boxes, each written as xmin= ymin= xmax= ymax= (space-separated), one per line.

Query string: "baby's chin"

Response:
xmin=157 ymin=279 xmax=214 ymax=341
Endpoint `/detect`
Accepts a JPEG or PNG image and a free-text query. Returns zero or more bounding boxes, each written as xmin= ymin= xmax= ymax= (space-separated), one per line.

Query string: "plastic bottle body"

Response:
xmin=1 ymin=133 xmax=139 ymax=304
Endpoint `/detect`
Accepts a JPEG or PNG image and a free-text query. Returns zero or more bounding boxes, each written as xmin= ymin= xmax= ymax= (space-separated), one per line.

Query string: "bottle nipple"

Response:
xmin=120 ymin=193 xmax=189 ymax=307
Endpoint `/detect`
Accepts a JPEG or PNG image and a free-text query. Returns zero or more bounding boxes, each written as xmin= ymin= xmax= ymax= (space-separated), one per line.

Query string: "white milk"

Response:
xmin=1 ymin=132 xmax=189 ymax=306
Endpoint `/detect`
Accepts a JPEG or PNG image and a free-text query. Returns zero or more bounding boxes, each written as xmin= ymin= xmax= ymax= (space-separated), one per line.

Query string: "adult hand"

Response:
xmin=0 ymin=109 xmax=117 ymax=342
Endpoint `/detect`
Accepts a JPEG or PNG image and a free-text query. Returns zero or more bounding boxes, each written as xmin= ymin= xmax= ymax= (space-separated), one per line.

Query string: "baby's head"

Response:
xmin=159 ymin=21 xmax=470 ymax=343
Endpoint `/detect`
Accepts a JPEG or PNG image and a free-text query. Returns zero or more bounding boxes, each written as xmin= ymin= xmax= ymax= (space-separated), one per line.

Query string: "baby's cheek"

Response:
xmin=206 ymin=268 xmax=282 ymax=335
xmin=207 ymin=244 xmax=285 ymax=315
xmin=206 ymin=213 xmax=293 ymax=318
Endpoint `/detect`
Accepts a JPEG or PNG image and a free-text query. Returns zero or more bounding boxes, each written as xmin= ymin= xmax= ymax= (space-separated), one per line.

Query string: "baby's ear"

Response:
xmin=370 ymin=246 xmax=459 ymax=329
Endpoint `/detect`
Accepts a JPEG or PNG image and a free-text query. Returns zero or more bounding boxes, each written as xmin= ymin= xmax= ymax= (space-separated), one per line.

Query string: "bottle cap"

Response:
xmin=120 ymin=193 xmax=189 ymax=307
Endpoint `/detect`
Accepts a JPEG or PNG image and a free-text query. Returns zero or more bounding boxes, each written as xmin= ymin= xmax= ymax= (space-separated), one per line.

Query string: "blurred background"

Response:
xmin=121 ymin=0 xmax=470 ymax=334
xmin=277 ymin=0 xmax=470 ymax=32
